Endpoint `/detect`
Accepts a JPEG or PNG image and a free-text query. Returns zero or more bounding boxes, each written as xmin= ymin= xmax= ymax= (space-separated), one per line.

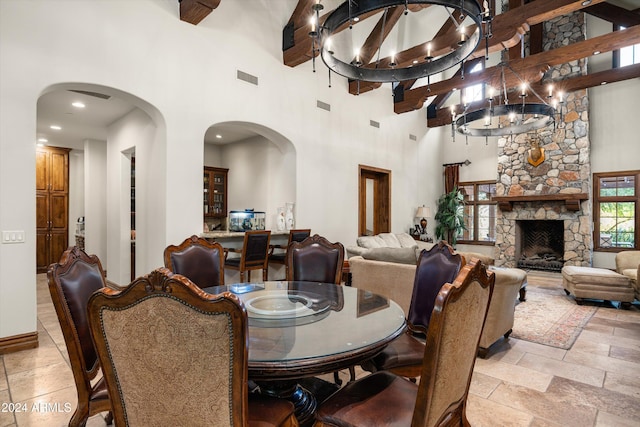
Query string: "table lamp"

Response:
xmin=415 ymin=206 xmax=431 ymax=234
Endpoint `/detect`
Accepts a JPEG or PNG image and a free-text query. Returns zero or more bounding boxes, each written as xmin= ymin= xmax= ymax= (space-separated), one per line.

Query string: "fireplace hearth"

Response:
xmin=516 ymin=220 xmax=565 ymax=271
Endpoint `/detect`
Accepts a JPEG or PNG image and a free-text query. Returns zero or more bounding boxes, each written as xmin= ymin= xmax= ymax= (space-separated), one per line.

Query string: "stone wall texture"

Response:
xmin=494 ymin=12 xmax=592 ymax=268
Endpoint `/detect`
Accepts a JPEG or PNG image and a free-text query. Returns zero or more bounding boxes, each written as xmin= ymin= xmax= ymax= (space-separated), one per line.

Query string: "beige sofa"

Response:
xmin=616 ymin=251 xmax=640 ymax=300
xmin=349 ymin=255 xmax=526 ymax=357
xmin=346 ymin=232 xmax=495 ymax=267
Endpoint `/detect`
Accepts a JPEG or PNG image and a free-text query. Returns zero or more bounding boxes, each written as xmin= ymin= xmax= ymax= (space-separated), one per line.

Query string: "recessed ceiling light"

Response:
xmin=581 ymin=0 xmax=592 ymax=5
xmin=412 ymin=59 xmax=419 ymax=64
xmin=50 ymin=125 xmax=61 ymax=130
xmin=601 ymin=81 xmax=607 ymax=85
xmin=593 ymin=51 xmax=600 ymax=55
xmin=38 ymin=138 xmax=48 ymax=143
xmin=353 ymin=17 xmax=360 ymax=22
xmin=215 ymin=134 xmax=222 ymax=139
xmin=72 ymin=101 xmax=85 ymax=108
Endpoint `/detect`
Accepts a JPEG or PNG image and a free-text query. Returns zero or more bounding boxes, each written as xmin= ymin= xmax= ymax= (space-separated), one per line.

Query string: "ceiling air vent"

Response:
xmin=370 ymin=120 xmax=380 ymax=128
xmin=237 ymin=70 xmax=258 ymax=86
xmin=409 ymin=134 xmax=417 ymax=141
xmin=68 ymin=89 xmax=111 ymax=100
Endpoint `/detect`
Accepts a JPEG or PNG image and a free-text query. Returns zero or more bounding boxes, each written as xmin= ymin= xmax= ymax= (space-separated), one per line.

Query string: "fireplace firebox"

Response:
xmin=515 ymin=220 xmax=565 ymax=271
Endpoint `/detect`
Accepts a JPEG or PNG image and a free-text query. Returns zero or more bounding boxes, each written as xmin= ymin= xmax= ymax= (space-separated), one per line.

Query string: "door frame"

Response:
xmin=358 ymin=165 xmax=391 ymax=236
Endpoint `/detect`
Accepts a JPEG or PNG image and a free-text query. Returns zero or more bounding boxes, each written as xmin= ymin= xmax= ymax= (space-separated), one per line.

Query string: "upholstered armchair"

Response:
xmin=478 ymin=267 xmax=527 ymax=357
xmin=616 ymin=250 xmax=640 ymax=299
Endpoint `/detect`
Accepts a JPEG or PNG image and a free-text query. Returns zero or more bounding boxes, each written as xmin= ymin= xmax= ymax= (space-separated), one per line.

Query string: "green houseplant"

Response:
xmin=434 ymin=187 xmax=466 ymax=246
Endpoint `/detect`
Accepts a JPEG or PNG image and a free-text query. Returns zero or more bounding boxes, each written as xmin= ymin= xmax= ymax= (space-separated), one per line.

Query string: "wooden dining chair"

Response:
xmin=163 ymin=235 xmax=225 ymax=288
xmin=286 ymin=234 xmax=344 ymax=284
xmin=314 ymin=259 xmax=495 ymax=427
xmin=87 ymin=268 xmax=298 ymax=427
xmin=269 ymin=229 xmax=311 ymax=279
xmin=361 ymin=241 xmax=463 ymax=379
xmin=225 ymin=230 xmax=271 ymax=282
xmin=47 ymin=246 xmax=113 ymax=427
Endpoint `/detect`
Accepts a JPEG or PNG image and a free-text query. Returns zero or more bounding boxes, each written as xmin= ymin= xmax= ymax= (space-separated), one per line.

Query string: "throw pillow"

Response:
xmin=396 ymin=232 xmax=418 ymax=248
xmin=357 ymin=235 xmax=386 ymax=249
xmin=362 ymin=247 xmax=418 ymax=265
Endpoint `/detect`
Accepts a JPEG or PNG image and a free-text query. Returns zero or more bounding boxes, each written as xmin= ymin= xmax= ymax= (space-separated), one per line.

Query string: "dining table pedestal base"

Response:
xmin=257 ymin=378 xmax=339 ymax=427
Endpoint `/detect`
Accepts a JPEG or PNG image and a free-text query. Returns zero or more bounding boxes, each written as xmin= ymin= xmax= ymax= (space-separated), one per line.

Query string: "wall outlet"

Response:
xmin=2 ymin=230 xmax=25 ymax=243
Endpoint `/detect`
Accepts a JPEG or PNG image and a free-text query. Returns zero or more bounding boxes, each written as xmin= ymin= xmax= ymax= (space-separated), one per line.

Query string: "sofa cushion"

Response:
xmin=356 ymin=235 xmax=386 ymax=249
xmin=377 ymin=233 xmax=402 ymax=248
xmin=362 ymin=247 xmax=418 ymax=265
xmin=621 ymin=268 xmax=637 ymax=284
xmin=396 ymin=233 xmax=418 ymax=248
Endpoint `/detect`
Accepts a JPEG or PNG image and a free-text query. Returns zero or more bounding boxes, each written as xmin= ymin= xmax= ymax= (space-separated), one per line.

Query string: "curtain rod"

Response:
xmin=442 ymin=159 xmax=471 ymax=167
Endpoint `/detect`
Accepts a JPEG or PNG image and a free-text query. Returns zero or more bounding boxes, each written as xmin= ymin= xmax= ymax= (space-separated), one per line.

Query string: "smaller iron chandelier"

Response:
xmin=309 ymin=0 xmax=492 ymax=83
xmin=451 ymin=63 xmax=565 ymax=144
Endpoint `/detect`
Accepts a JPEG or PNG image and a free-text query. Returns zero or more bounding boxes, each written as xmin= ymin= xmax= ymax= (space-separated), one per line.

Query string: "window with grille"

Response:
xmin=593 ymin=171 xmax=639 ymax=251
xmin=458 ymin=181 xmax=496 ymax=245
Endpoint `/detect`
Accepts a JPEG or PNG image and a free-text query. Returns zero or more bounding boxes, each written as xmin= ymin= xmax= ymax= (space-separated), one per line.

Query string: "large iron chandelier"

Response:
xmin=451 ymin=62 xmax=565 ymax=144
xmin=309 ymin=0 xmax=493 ymax=83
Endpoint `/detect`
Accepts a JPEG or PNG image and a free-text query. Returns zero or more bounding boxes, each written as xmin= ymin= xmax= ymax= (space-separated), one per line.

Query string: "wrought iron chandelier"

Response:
xmin=309 ymin=0 xmax=493 ymax=83
xmin=451 ymin=62 xmax=565 ymax=144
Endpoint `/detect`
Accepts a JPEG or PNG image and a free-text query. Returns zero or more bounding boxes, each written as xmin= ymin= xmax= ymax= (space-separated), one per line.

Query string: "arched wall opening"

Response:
xmin=36 ymin=83 xmax=166 ymax=286
xmin=203 ymin=121 xmax=298 ymax=232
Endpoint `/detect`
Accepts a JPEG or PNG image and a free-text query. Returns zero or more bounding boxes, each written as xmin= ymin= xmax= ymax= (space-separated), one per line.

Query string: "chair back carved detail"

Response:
xmin=87 ymin=268 xmax=249 ymax=427
xmin=286 ymin=234 xmax=344 ymax=284
xmin=47 ymin=246 xmax=112 ymax=427
xmin=164 ymin=235 xmax=225 ymax=287
xmin=413 ymin=259 xmax=495 ymax=427
xmin=407 ymin=241 xmax=463 ymax=335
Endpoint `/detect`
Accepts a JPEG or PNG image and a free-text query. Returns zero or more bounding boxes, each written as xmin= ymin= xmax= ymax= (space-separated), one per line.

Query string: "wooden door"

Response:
xmin=36 ymin=147 xmax=70 ymax=272
xmin=358 ymin=165 xmax=391 ymax=236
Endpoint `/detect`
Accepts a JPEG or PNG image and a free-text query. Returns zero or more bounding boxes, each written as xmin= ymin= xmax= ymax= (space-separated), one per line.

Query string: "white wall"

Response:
xmin=68 ymin=150 xmax=85 ymax=244
xmin=84 ymin=140 xmax=107 ymax=264
xmin=0 ymin=0 xmax=429 ymax=339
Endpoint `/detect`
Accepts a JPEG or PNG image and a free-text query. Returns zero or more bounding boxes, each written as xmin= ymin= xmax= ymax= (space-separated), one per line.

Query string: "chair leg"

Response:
xmin=333 ymin=371 xmax=342 ymax=386
xmin=263 ymin=267 xmax=268 ymax=282
xmin=240 ymin=271 xmax=245 ymax=283
xmin=105 ymin=411 xmax=114 ymax=425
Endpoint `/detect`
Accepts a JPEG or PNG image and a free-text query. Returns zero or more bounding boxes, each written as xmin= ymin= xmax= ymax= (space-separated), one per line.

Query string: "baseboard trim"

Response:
xmin=0 ymin=331 xmax=39 ymax=354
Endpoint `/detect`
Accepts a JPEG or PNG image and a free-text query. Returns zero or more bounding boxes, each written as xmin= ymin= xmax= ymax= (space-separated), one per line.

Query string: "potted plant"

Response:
xmin=434 ymin=187 xmax=466 ymax=246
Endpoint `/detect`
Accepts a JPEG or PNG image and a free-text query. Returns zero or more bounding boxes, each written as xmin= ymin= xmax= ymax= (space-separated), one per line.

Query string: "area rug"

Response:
xmin=511 ymin=272 xmax=597 ymax=350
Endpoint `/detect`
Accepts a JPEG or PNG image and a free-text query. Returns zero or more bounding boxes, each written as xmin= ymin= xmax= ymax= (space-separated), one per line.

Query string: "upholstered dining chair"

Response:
xmin=269 ymin=229 xmax=311 ymax=279
xmin=314 ymin=259 xmax=495 ymax=427
xmin=225 ymin=230 xmax=271 ymax=282
xmin=47 ymin=246 xmax=113 ymax=427
xmin=163 ymin=234 xmax=225 ymax=288
xmin=87 ymin=268 xmax=298 ymax=427
xmin=286 ymin=234 xmax=344 ymax=284
xmin=361 ymin=241 xmax=463 ymax=379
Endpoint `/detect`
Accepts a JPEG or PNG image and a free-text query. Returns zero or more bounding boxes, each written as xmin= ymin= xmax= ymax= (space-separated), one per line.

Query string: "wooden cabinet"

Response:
xmin=36 ymin=147 xmax=70 ymax=272
xmin=203 ymin=167 xmax=228 ymax=218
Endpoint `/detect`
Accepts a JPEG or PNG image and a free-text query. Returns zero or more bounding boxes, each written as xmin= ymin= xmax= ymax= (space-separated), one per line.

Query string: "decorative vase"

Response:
xmin=285 ymin=202 xmax=295 ymax=230
xmin=277 ymin=207 xmax=286 ymax=231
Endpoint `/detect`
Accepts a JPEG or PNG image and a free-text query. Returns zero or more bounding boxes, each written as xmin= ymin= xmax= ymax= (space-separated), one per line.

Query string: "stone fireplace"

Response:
xmin=493 ymin=11 xmax=592 ymax=269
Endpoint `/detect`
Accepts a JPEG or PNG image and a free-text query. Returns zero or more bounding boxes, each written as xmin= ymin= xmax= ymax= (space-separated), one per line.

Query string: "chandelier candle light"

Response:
xmin=451 ymin=62 xmax=565 ymax=144
xmin=308 ymin=0 xmax=493 ymax=84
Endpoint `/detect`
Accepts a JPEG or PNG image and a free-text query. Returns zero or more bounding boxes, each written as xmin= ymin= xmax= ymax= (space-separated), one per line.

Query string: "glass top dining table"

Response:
xmin=203 ymin=280 xmax=406 ymax=381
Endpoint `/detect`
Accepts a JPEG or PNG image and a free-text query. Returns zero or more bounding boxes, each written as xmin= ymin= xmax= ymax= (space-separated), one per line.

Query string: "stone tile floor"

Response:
xmin=1 ymin=271 xmax=639 ymax=426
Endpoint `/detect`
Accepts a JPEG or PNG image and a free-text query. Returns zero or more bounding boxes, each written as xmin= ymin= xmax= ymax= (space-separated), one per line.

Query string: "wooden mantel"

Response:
xmin=492 ymin=193 xmax=589 ymax=212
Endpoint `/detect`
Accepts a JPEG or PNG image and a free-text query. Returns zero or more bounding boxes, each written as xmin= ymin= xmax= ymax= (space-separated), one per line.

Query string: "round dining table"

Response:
xmin=203 ymin=280 xmax=406 ymax=426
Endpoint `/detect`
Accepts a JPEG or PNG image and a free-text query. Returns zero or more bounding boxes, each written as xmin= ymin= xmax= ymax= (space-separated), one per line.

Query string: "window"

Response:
xmin=463 ymin=62 xmax=484 ymax=104
xmin=616 ymin=26 xmax=640 ymax=67
xmin=458 ymin=181 xmax=496 ymax=244
xmin=593 ymin=171 xmax=639 ymax=251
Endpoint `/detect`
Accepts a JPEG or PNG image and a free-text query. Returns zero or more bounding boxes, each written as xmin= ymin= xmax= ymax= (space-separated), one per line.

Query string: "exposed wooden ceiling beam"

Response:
xmin=394 ymin=24 xmax=640 ymax=114
xmin=179 ymin=0 xmax=221 ymax=25
xmin=358 ymin=6 xmax=405 ymax=66
xmin=583 ymin=3 xmax=640 ymax=28
xmin=427 ymin=62 xmax=640 ymax=127
xmin=350 ymin=0 xmax=604 ymax=95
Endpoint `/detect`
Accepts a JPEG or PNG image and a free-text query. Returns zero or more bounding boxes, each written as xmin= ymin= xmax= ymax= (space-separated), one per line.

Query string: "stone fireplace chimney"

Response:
xmin=493 ymin=11 xmax=592 ymax=269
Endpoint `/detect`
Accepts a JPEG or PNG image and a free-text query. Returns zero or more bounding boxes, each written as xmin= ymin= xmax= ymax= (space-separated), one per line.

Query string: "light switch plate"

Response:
xmin=2 ymin=230 xmax=25 ymax=243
